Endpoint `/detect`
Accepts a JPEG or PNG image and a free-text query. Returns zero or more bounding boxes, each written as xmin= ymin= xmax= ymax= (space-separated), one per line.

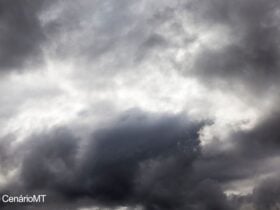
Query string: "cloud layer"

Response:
xmin=1 ymin=0 xmax=280 ymax=209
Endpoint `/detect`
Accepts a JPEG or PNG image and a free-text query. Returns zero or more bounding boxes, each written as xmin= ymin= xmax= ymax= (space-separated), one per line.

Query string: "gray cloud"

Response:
xmin=227 ymin=176 xmax=280 ymax=210
xmin=20 ymin=128 xmax=79 ymax=192
xmin=0 ymin=110 xmax=237 ymax=210
xmin=232 ymin=112 xmax=280 ymax=158
xmin=252 ymin=176 xmax=280 ymax=210
xmin=0 ymin=135 xmax=15 ymax=172
xmin=193 ymin=112 xmax=280 ymax=192
xmin=0 ymin=0 xmax=53 ymax=73
xmin=76 ymin=110 xmax=201 ymax=208
xmin=42 ymin=0 xmax=189 ymax=77
xmin=188 ymin=0 xmax=280 ymax=94
xmin=1 ymin=0 xmax=280 ymax=210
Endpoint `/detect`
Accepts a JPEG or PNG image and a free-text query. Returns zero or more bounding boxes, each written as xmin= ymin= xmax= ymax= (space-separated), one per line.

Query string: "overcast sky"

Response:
xmin=1 ymin=0 xmax=280 ymax=209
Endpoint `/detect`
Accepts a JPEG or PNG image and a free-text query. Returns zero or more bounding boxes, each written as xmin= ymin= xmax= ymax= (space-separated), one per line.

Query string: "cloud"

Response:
xmin=227 ymin=176 xmax=280 ymax=210
xmin=19 ymin=127 xmax=79 ymax=192
xmin=1 ymin=0 xmax=280 ymax=210
xmin=76 ymin=110 xmax=201 ymax=208
xmin=0 ymin=0 xmax=53 ymax=73
xmin=0 ymin=110 xmax=237 ymax=210
xmin=232 ymin=112 xmax=280 ymax=158
xmin=187 ymin=0 xmax=280 ymax=94
xmin=193 ymin=112 xmax=280 ymax=189
xmin=189 ymin=112 xmax=280 ymax=207
xmin=252 ymin=176 xmax=280 ymax=210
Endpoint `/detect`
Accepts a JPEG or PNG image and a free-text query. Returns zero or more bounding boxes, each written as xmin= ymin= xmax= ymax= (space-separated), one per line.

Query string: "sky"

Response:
xmin=0 ymin=0 xmax=280 ymax=209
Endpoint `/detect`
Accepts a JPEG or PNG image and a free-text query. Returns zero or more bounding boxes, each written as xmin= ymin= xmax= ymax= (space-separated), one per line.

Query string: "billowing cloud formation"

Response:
xmin=4 ymin=110 xmax=279 ymax=210
xmin=1 ymin=0 xmax=280 ymax=209
xmin=0 ymin=111 xmax=201 ymax=209
xmin=189 ymin=0 xmax=280 ymax=93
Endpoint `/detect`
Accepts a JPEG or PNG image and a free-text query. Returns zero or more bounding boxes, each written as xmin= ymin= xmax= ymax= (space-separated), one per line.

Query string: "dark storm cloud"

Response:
xmin=193 ymin=152 xmax=258 ymax=185
xmin=228 ymin=176 xmax=280 ymax=210
xmin=2 ymin=1 xmax=280 ymax=209
xmin=0 ymin=0 xmax=53 ymax=73
xmin=189 ymin=112 xmax=280 ymax=210
xmin=19 ymin=128 xmax=79 ymax=192
xmin=252 ymin=176 xmax=280 ymax=210
xmin=0 ymin=127 xmax=81 ymax=210
xmin=188 ymin=0 xmax=280 ymax=93
xmin=75 ymin=110 xmax=201 ymax=208
xmin=232 ymin=112 xmax=280 ymax=158
xmin=135 ymin=160 xmax=234 ymax=210
xmin=192 ymin=112 xmax=280 ymax=193
xmin=1 ymin=110 xmax=237 ymax=210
